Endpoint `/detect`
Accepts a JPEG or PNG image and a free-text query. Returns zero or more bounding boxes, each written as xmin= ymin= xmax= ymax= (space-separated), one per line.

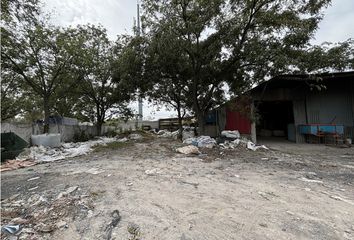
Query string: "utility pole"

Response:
xmin=137 ymin=0 xmax=143 ymax=127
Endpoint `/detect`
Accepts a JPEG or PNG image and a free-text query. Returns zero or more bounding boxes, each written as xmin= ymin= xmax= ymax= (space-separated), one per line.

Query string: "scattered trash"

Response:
xmin=219 ymin=139 xmax=241 ymax=149
xmin=258 ymin=191 xmax=278 ymax=200
xmin=145 ymin=168 xmax=162 ymax=175
xmin=117 ymin=137 xmax=128 ymax=142
xmin=85 ymin=168 xmax=105 ymax=175
xmin=0 ymin=159 xmax=37 ymax=172
xmin=104 ymin=210 xmax=121 ymax=240
xmin=286 ymin=211 xmax=295 ymax=216
xmin=157 ymin=130 xmax=179 ymax=139
xmin=15 ymin=137 xmax=117 ymax=163
xmin=65 ymin=168 xmax=105 ymax=175
xmin=128 ymin=133 xmax=143 ymax=140
xmin=1 ymin=225 xmax=21 ymax=235
xmin=27 ymin=176 xmax=40 ymax=181
xmin=247 ymin=141 xmax=268 ymax=151
xmin=28 ymin=186 xmax=39 ymax=191
xmin=35 ymin=223 xmax=54 ymax=233
xmin=57 ymin=186 xmax=78 ymax=199
xmin=299 ymin=177 xmax=323 ymax=183
xmin=221 ymin=130 xmax=240 ymax=139
xmin=179 ymin=181 xmax=199 ymax=189
xmin=176 ymin=145 xmax=200 ymax=155
xmin=127 ymin=222 xmax=140 ymax=239
xmin=182 ymin=127 xmax=195 ymax=140
xmin=259 ymin=223 xmax=268 ymax=228
xmin=183 ymin=136 xmax=217 ymax=148
xmin=55 ymin=220 xmax=67 ymax=229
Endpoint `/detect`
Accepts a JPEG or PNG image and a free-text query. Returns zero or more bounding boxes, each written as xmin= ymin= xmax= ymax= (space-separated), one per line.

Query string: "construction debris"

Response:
xmin=145 ymin=168 xmax=162 ymax=175
xmin=104 ymin=210 xmax=121 ymax=240
xmin=1 ymin=225 xmax=21 ymax=235
xmin=221 ymin=130 xmax=240 ymax=139
xmin=128 ymin=134 xmax=143 ymax=140
xmin=0 ymin=159 xmax=37 ymax=172
xmin=176 ymin=145 xmax=200 ymax=155
xmin=16 ymin=137 xmax=118 ymax=162
xmin=183 ymin=136 xmax=217 ymax=148
xmin=246 ymin=142 xmax=269 ymax=151
xmin=157 ymin=130 xmax=179 ymax=139
xmin=219 ymin=138 xmax=268 ymax=151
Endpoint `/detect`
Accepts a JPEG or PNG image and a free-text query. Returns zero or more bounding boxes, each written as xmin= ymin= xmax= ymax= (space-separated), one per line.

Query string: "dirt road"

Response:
xmin=1 ymin=137 xmax=354 ymax=239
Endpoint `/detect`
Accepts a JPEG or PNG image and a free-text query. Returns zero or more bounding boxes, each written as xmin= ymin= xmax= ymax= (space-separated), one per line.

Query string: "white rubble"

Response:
xmin=16 ymin=137 xmax=118 ymax=162
xmin=246 ymin=141 xmax=269 ymax=151
xmin=221 ymin=130 xmax=240 ymax=139
xmin=157 ymin=127 xmax=195 ymax=140
xmin=157 ymin=130 xmax=179 ymax=139
xmin=219 ymin=138 xmax=268 ymax=151
xmin=183 ymin=136 xmax=217 ymax=148
xmin=128 ymin=133 xmax=143 ymax=140
xmin=176 ymin=145 xmax=200 ymax=155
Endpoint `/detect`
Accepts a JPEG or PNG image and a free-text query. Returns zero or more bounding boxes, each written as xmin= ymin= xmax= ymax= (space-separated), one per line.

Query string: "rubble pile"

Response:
xmin=156 ymin=127 xmax=195 ymax=140
xmin=176 ymin=145 xmax=200 ymax=155
xmin=16 ymin=137 xmax=117 ymax=163
xmin=219 ymin=139 xmax=268 ymax=151
xmin=183 ymin=136 xmax=217 ymax=148
xmin=156 ymin=130 xmax=179 ymax=139
xmin=1 ymin=187 xmax=94 ymax=240
xmin=221 ymin=130 xmax=240 ymax=139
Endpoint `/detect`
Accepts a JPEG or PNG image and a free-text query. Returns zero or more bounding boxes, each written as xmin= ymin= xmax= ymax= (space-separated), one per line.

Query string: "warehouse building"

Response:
xmin=207 ymin=71 xmax=354 ymax=143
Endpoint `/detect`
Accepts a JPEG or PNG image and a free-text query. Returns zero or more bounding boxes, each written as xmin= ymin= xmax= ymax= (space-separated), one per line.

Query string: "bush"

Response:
xmin=73 ymin=130 xmax=91 ymax=142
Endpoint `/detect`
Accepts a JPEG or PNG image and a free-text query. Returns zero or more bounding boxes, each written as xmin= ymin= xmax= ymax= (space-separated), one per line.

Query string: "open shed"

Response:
xmin=216 ymin=71 xmax=354 ymax=143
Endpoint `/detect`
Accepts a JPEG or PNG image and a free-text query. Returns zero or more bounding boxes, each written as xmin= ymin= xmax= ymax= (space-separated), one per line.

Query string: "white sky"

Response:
xmin=43 ymin=0 xmax=354 ymax=120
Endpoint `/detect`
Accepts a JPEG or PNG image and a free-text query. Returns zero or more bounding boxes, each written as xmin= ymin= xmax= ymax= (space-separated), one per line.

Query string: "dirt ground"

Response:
xmin=1 ymin=136 xmax=354 ymax=240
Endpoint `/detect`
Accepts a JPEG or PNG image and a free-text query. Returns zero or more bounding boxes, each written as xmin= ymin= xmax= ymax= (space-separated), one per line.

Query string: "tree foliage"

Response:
xmin=140 ymin=0 xmax=353 ymax=134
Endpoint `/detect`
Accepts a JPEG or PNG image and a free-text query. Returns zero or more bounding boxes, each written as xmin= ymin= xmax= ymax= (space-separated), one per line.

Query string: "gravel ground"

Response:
xmin=1 ymin=136 xmax=354 ymax=240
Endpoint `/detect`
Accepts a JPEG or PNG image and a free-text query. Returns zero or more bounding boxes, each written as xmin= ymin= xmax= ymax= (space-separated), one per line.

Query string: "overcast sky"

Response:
xmin=43 ymin=0 xmax=354 ymax=120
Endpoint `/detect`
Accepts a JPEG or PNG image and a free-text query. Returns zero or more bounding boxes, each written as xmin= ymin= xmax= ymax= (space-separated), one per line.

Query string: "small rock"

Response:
xmin=66 ymin=186 xmax=78 ymax=194
xmin=259 ymin=223 xmax=268 ymax=228
xmin=286 ymin=211 xmax=295 ymax=216
xmin=176 ymin=145 xmax=200 ymax=155
xmin=36 ymin=223 xmax=54 ymax=233
xmin=145 ymin=168 xmax=161 ymax=176
xmin=127 ymin=223 xmax=140 ymax=236
xmin=56 ymin=220 xmax=67 ymax=229
xmin=10 ymin=217 xmax=29 ymax=225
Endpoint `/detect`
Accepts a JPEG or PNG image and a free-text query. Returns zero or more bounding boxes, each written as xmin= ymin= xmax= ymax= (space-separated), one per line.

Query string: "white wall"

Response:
xmin=1 ymin=120 xmax=159 ymax=144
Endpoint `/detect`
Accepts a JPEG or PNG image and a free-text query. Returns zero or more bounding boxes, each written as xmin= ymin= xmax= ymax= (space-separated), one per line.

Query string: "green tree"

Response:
xmin=1 ymin=3 xmax=79 ymax=132
xmin=143 ymin=29 xmax=191 ymax=138
xmin=142 ymin=0 xmax=352 ymax=134
xmin=71 ymin=25 xmax=133 ymax=135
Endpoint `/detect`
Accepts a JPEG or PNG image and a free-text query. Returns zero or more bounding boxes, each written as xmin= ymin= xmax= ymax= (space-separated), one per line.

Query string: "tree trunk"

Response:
xmin=177 ymin=106 xmax=183 ymax=140
xmin=197 ymin=112 xmax=206 ymax=136
xmin=96 ymin=121 xmax=103 ymax=136
xmin=43 ymin=96 xmax=50 ymax=133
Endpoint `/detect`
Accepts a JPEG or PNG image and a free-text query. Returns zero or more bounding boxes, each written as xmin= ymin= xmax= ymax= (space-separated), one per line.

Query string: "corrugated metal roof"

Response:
xmin=250 ymin=71 xmax=354 ymax=93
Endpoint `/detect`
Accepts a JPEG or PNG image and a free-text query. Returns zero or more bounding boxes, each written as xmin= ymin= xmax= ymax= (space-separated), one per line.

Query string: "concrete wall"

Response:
xmin=1 ymin=120 xmax=159 ymax=144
